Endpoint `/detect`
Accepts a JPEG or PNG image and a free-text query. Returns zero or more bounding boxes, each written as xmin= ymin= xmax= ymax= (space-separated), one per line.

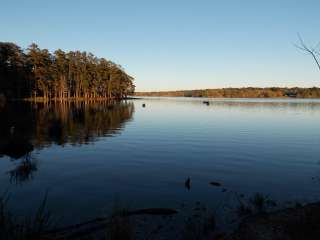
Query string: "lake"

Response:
xmin=1 ymin=97 xmax=320 ymax=229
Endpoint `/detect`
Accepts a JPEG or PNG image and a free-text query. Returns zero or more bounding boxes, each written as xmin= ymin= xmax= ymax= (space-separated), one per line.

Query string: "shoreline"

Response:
xmin=134 ymin=87 xmax=320 ymax=99
xmin=132 ymin=95 xmax=320 ymax=99
xmin=35 ymin=201 xmax=320 ymax=240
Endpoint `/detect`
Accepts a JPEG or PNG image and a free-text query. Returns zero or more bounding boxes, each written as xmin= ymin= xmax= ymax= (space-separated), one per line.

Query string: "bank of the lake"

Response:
xmin=135 ymin=87 xmax=320 ymax=98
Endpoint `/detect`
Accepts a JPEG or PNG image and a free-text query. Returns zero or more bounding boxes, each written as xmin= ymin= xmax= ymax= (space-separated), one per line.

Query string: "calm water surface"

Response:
xmin=1 ymin=97 xmax=320 ymax=227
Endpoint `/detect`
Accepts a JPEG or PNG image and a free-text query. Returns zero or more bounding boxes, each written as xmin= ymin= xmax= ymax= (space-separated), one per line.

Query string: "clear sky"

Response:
xmin=1 ymin=0 xmax=320 ymax=91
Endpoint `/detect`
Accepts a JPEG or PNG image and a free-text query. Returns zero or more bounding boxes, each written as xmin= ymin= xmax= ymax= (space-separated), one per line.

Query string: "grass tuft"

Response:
xmin=0 ymin=192 xmax=52 ymax=240
xmin=106 ymin=201 xmax=134 ymax=240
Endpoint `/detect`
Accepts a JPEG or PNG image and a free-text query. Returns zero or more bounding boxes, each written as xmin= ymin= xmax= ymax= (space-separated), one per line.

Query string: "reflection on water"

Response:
xmin=142 ymin=97 xmax=320 ymax=110
xmin=0 ymin=101 xmax=134 ymax=183
xmin=8 ymin=154 xmax=37 ymax=184
xmin=0 ymin=98 xmax=320 ymax=228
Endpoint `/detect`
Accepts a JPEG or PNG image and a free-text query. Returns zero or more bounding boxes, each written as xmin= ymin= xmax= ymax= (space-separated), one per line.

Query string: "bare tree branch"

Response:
xmin=295 ymin=34 xmax=320 ymax=71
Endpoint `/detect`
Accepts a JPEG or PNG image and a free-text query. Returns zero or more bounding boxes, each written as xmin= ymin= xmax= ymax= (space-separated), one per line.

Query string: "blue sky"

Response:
xmin=1 ymin=0 xmax=320 ymax=91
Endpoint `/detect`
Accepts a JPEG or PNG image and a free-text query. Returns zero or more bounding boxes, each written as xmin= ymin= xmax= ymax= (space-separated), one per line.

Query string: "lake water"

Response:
xmin=1 ymin=97 xmax=320 ymax=228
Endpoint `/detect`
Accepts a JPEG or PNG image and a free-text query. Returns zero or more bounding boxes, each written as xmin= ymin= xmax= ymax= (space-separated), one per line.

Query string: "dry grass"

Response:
xmin=106 ymin=202 xmax=134 ymax=240
xmin=0 ymin=192 xmax=52 ymax=240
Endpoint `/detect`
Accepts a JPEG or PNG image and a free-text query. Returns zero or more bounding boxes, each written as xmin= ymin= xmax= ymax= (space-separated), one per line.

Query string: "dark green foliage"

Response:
xmin=0 ymin=42 xmax=135 ymax=100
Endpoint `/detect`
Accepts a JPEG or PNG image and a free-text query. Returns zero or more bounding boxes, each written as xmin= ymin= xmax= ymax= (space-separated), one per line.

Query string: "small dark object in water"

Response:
xmin=128 ymin=208 xmax=178 ymax=216
xmin=210 ymin=181 xmax=222 ymax=187
xmin=222 ymin=188 xmax=227 ymax=192
xmin=142 ymin=103 xmax=146 ymax=107
xmin=185 ymin=177 xmax=191 ymax=190
xmin=203 ymin=101 xmax=210 ymax=105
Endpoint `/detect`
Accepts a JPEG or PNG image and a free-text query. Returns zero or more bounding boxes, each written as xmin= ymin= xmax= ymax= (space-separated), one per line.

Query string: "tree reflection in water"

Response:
xmin=8 ymin=154 xmax=37 ymax=184
xmin=0 ymin=101 xmax=134 ymax=184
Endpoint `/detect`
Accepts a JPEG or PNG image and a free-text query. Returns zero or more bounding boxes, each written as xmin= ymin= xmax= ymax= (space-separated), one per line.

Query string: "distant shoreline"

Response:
xmin=134 ymin=87 xmax=320 ymax=98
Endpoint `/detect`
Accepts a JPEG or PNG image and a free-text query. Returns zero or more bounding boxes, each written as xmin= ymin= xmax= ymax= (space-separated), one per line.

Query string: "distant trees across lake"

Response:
xmin=135 ymin=87 xmax=320 ymax=98
xmin=0 ymin=42 xmax=135 ymax=101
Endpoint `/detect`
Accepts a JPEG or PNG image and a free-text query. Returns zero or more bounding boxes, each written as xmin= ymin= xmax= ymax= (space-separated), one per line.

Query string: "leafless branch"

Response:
xmin=295 ymin=34 xmax=320 ymax=71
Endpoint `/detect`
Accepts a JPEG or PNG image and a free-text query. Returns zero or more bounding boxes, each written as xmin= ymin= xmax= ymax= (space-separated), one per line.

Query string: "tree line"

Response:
xmin=0 ymin=42 xmax=135 ymax=101
xmin=135 ymin=87 xmax=320 ymax=98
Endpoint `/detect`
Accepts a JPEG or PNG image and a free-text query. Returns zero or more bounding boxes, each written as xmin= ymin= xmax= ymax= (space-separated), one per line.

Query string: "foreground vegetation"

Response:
xmin=0 ymin=193 xmax=52 ymax=240
xmin=135 ymin=87 xmax=320 ymax=98
xmin=0 ymin=42 xmax=135 ymax=101
xmin=2 ymin=191 xmax=320 ymax=240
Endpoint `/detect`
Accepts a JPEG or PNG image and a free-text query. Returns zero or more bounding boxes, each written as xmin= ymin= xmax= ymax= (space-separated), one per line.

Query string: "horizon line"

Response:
xmin=135 ymin=85 xmax=320 ymax=92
